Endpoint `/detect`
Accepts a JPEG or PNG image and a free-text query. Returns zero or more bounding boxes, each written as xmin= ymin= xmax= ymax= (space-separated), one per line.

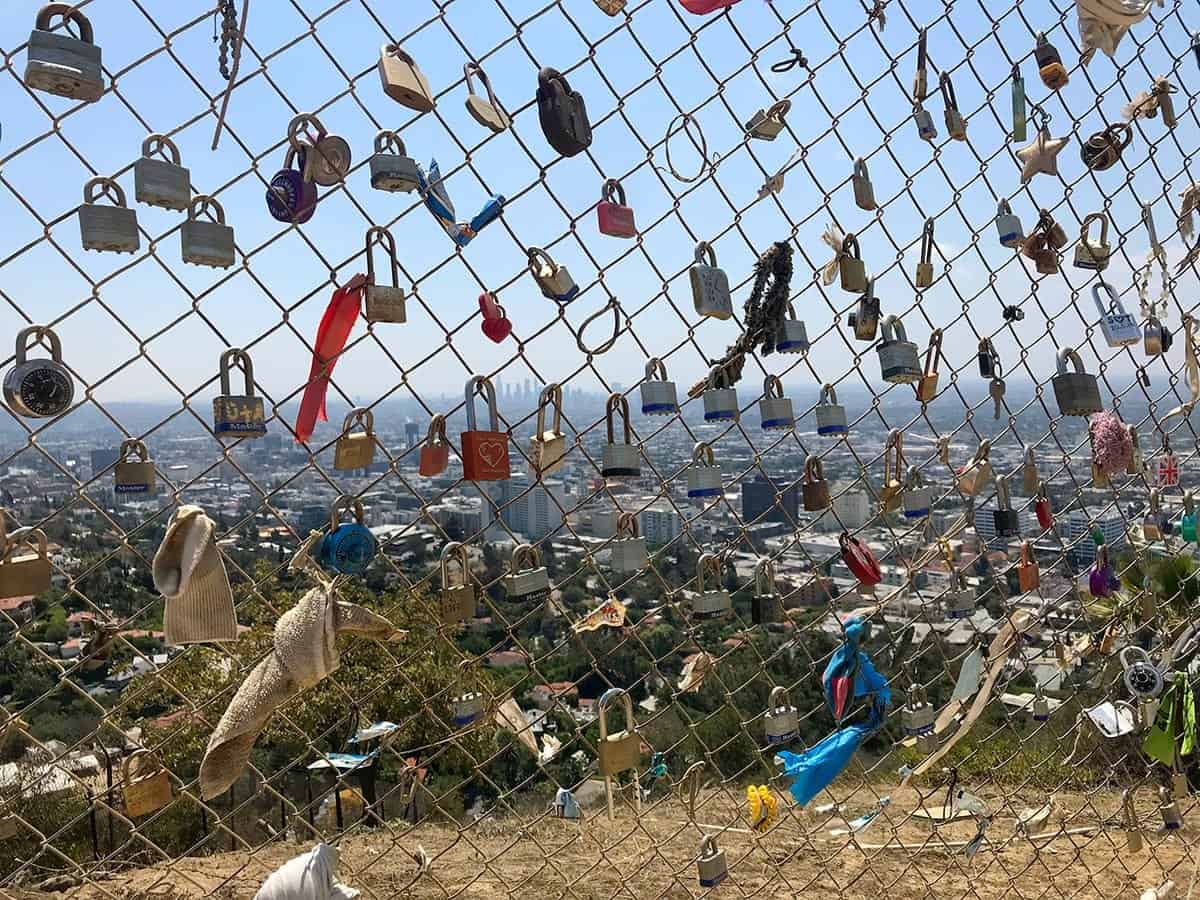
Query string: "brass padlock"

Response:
xmin=463 ymin=62 xmax=509 ymax=133
xmin=212 ymin=348 xmax=267 ymax=439
xmin=0 ymin=524 xmax=52 ymax=599
xmin=369 ymin=130 xmax=421 ymax=193
xmin=879 ymin=429 xmax=905 ymax=512
xmin=79 ymin=177 xmax=139 ymax=254
xmin=939 ymin=72 xmax=967 ymax=140
xmin=839 ymin=233 xmax=867 ymax=293
xmin=439 ymin=542 xmax=476 ymax=625
xmin=378 ymin=44 xmax=436 ymax=111
xmin=334 ymin=408 xmax=376 ymax=471
xmin=1073 ymin=211 xmax=1110 ymax=270
xmin=527 ymin=246 xmax=578 ymax=303
xmin=1021 ymin=444 xmax=1040 ymax=494
xmin=802 ymin=455 xmax=830 ymax=511
xmin=181 ymin=195 xmax=236 ymax=269
xmin=24 ymin=4 xmax=104 ymax=102
xmin=744 ymin=99 xmax=790 ymax=141
xmin=849 ymin=276 xmax=879 ymax=341
xmin=852 ymin=157 xmax=876 ymax=211
xmin=915 ymin=328 xmax=942 ymax=402
xmin=288 ymin=113 xmax=351 ymax=187
xmin=529 ymin=383 xmax=567 ymax=477
xmin=916 ymin=217 xmax=935 ymax=288
xmin=134 ymin=134 xmax=190 ymax=211
xmin=364 ymin=226 xmax=406 ymax=323
xmin=597 ymin=688 xmax=641 ymax=775
xmin=115 ymin=439 xmax=155 ymax=494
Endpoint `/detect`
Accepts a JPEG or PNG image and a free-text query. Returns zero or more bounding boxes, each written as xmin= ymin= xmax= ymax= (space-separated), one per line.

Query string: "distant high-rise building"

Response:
xmin=405 ymin=421 xmax=420 ymax=449
xmin=523 ymin=378 xmax=532 ymax=402
xmin=1064 ymin=510 xmax=1128 ymax=563
xmin=640 ymin=505 xmax=683 ymax=545
xmin=741 ymin=475 xmax=799 ymax=525
xmin=489 ymin=475 xmax=565 ymax=539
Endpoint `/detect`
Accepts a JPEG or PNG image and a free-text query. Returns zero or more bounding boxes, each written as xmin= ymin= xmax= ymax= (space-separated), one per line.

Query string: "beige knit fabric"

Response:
xmin=154 ymin=505 xmax=238 ymax=646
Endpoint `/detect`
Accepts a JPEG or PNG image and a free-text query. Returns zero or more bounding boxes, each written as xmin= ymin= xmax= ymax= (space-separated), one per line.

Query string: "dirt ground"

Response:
xmin=8 ymin=785 xmax=1197 ymax=900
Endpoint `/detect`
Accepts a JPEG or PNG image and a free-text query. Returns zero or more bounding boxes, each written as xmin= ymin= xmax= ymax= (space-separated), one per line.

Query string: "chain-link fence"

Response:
xmin=1 ymin=0 xmax=1199 ymax=896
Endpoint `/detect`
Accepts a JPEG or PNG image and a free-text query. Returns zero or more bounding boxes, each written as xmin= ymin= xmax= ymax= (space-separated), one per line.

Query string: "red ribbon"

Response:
xmin=294 ymin=275 xmax=365 ymax=444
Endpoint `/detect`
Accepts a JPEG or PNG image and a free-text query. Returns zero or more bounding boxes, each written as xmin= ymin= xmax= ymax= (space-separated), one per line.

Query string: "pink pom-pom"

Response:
xmin=1089 ymin=411 xmax=1132 ymax=475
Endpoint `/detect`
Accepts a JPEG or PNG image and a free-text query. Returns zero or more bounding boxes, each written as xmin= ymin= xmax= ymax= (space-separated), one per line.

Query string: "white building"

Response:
xmin=640 ymin=505 xmax=683 ymax=546
xmin=1065 ymin=510 xmax=1128 ymax=562
xmin=489 ymin=476 xmax=566 ymax=540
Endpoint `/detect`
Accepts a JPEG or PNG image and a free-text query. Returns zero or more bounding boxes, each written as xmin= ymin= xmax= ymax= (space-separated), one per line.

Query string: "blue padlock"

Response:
xmin=319 ymin=496 xmax=376 ymax=576
xmin=266 ymin=145 xmax=317 ymax=224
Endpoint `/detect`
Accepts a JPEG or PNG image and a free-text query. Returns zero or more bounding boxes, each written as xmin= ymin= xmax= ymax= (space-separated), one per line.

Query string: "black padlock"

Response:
xmin=977 ymin=339 xmax=995 ymax=378
xmin=536 ymin=67 xmax=592 ymax=158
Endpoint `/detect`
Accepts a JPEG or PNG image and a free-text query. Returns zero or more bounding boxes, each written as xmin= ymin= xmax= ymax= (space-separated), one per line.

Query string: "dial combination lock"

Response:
xmin=4 ymin=326 xmax=74 ymax=419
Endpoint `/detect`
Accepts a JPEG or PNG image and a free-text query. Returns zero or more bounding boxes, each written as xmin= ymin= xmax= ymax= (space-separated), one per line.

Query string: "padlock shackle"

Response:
xmin=463 ymin=61 xmax=500 ymax=106
xmin=919 ymin=217 xmax=935 ymax=267
xmin=938 ymin=71 xmax=959 ymax=111
xmin=818 ymin=383 xmax=838 ymax=406
xmin=853 ymin=156 xmax=869 ymax=182
xmin=536 ymin=383 xmax=563 ymax=437
xmin=188 ymin=194 xmax=226 ymax=225
xmin=35 ymin=4 xmax=94 ymax=44
xmin=329 ymin=494 xmax=366 ymax=531
xmin=605 ymin=393 xmax=632 ymax=445
xmin=997 ymin=198 xmax=1013 ymax=216
xmin=1020 ymin=539 xmax=1034 ymax=566
xmin=765 ymin=98 xmax=791 ymax=120
xmin=615 ymin=511 xmax=639 ymax=539
xmin=923 ymin=329 xmax=942 ymax=376
xmin=597 ymin=686 xmax=634 ymax=740
xmin=365 ymin=226 xmax=400 ymax=289
xmin=382 ymin=43 xmax=418 ymax=67
xmin=879 ymin=314 xmax=906 ymax=344
xmin=83 ymin=176 xmax=127 ymax=208
xmin=763 ymin=374 xmax=784 ymax=400
xmin=1095 ymin=543 xmax=1110 ymax=569
xmin=692 ymin=441 xmax=715 ymax=467
xmin=754 ymin=556 xmax=775 ymax=595
xmin=342 ymin=406 xmax=374 ymax=435
xmin=699 ymin=835 xmax=720 ymax=859
xmin=440 ymin=541 xmax=469 ymax=587
xmin=373 ymin=129 xmax=406 ymax=156
xmin=218 ymin=348 xmax=256 ymax=397
xmin=680 ymin=760 xmax=705 ymax=820
xmin=1119 ymin=645 xmax=1153 ymax=670
xmin=1081 ymin=211 xmax=1109 ymax=245
xmin=425 ymin=413 xmax=447 ymax=448
xmin=995 ymin=474 xmax=1011 ymax=510
xmin=601 ymin=178 xmax=626 ymax=206
xmin=768 ymin=685 xmax=791 ymax=710
xmin=141 ymin=133 xmax=182 ymax=165
xmin=537 ymin=66 xmax=571 ymax=91
xmin=510 ymin=542 xmax=541 ymax=575
xmin=842 ymin=233 xmax=861 ymax=260
xmin=705 ymin=364 xmax=730 ymax=390
xmin=1056 ymin=345 xmax=1085 ymax=375
xmin=118 ymin=439 xmax=149 ymax=462
xmin=2 ymin=526 xmax=49 ymax=564
xmin=694 ymin=240 xmax=717 ymax=268
xmin=1091 ymin=280 xmax=1125 ymax=318
xmin=904 ymin=464 xmax=923 ymax=489
xmin=644 ymin=357 xmax=668 ymax=382
xmin=464 ymin=375 xmax=500 ymax=432
xmin=287 ymin=112 xmax=328 ymax=150
xmin=526 ymin=246 xmax=556 ymax=278
xmin=804 ymin=455 xmax=823 ymax=483
xmin=695 ymin=552 xmax=721 ymax=593
xmin=14 ymin=325 xmax=63 ymax=366
xmin=974 ymin=439 xmax=991 ymax=462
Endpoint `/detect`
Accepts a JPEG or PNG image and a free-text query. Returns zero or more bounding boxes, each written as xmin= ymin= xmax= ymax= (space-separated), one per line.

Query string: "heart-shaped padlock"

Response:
xmin=479 ymin=292 xmax=512 ymax=343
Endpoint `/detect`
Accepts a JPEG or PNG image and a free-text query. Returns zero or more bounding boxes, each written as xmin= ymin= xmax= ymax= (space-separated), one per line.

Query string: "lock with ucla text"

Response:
xmin=334 ymin=408 xmax=376 ymax=471
xmin=115 ymin=439 xmax=155 ymax=494
xmin=602 ymin=393 xmax=640 ymax=477
xmin=319 ymin=496 xmax=377 ymax=576
xmin=213 ymin=348 xmax=267 ymax=439
xmin=461 ymin=375 xmax=509 ymax=481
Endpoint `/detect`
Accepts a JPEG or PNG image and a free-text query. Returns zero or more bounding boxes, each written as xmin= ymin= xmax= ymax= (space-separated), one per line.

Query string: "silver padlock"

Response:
xmin=609 ymin=511 xmax=648 ymax=574
xmin=1074 ymin=212 xmax=1111 ymax=270
xmin=1121 ymin=647 xmax=1164 ymax=699
xmin=1093 ymin=282 xmax=1139 ymax=347
xmin=945 ymin=578 xmax=975 ymax=619
xmin=439 ymin=542 xmax=476 ymax=624
xmin=852 ymin=157 xmax=876 ymax=211
xmin=996 ymin=198 xmax=1024 ymax=248
xmin=364 ymin=226 xmax=406 ymax=323
xmin=902 ymin=466 xmax=931 ymax=519
xmin=816 ymin=383 xmax=848 ymax=436
xmin=692 ymin=552 xmax=730 ymax=620
xmin=115 ymin=439 xmax=155 ymax=494
xmin=4 ymin=326 xmax=74 ymax=419
xmin=463 ymin=61 xmax=510 ymax=133
xmin=369 ymin=130 xmax=421 ymax=193
xmin=776 ymin=304 xmax=809 ymax=353
xmin=1160 ymin=787 xmax=1183 ymax=831
xmin=702 ymin=365 xmax=738 ymax=422
xmin=744 ymin=99 xmax=790 ymax=141
xmin=759 ymin=374 xmax=793 ymax=431
xmin=1031 ymin=688 xmax=1049 ymax=722
xmin=687 ymin=442 xmax=722 ymax=499
xmin=288 ymin=113 xmax=351 ymax=187
xmin=764 ymin=685 xmax=799 ymax=745
xmin=24 ymin=4 xmax=104 ymax=102
xmin=1052 ymin=346 xmax=1103 ymax=416
xmin=212 ymin=348 xmax=267 ymax=439
xmin=915 ymin=104 xmax=937 ymax=141
xmin=505 ymin=543 xmax=551 ymax=603
xmin=1144 ymin=315 xmax=1171 ymax=356
xmin=877 ymin=315 xmax=921 ymax=384
xmin=181 ymin=195 xmax=235 ymax=269
xmin=640 ymin=357 xmax=678 ymax=416
xmin=697 ymin=836 xmax=728 ymax=888
xmin=528 ymin=246 xmax=578 ymax=303
xmin=79 ymin=177 xmax=139 ymax=254
xmin=601 ymin=393 xmax=640 ymax=477
xmin=940 ymin=72 xmax=967 ymax=140
xmin=134 ymin=134 xmax=190 ymax=211
xmin=902 ymin=686 xmax=935 ymax=736
xmin=690 ymin=241 xmax=732 ymax=319
xmin=452 ymin=691 xmax=486 ymax=726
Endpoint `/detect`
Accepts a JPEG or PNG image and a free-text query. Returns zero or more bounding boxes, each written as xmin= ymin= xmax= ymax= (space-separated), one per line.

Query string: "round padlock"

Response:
xmin=1121 ymin=647 xmax=1164 ymax=699
xmin=266 ymin=146 xmax=317 ymax=223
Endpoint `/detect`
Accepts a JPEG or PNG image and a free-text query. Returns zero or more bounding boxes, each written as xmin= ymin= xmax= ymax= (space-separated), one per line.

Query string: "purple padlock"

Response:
xmin=266 ymin=146 xmax=317 ymax=224
xmin=1088 ymin=545 xmax=1119 ymax=597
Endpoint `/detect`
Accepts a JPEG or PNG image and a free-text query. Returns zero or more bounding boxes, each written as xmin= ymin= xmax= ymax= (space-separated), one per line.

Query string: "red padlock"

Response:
xmin=840 ymin=532 xmax=881 ymax=586
xmin=461 ymin=375 xmax=510 ymax=481
xmin=479 ymin=292 xmax=512 ymax=343
xmin=1035 ymin=482 xmax=1053 ymax=531
xmin=597 ymin=178 xmax=636 ymax=238
xmin=418 ymin=414 xmax=450 ymax=477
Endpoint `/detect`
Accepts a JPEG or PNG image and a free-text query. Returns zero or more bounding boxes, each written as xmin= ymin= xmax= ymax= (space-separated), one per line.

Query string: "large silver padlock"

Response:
xmin=690 ymin=241 xmax=732 ymax=319
xmin=334 ymin=408 xmax=376 ymax=471
xmin=852 ymin=157 xmax=876 ymax=210
xmin=764 ymin=685 xmax=799 ymax=745
xmin=610 ymin=512 xmax=648 ymax=574
xmin=134 ymin=134 xmax=190 ymax=211
xmin=996 ymin=199 xmax=1024 ymax=248
xmin=288 ymin=113 xmax=351 ymax=187
xmin=1073 ymin=212 xmax=1111 ymax=270
xmin=759 ymin=374 xmax=793 ymax=431
xmin=181 ymin=195 xmax=235 ymax=269
xmin=839 ymin=233 xmax=867 ymax=293
xmin=463 ymin=61 xmax=510 ymax=132
xmin=378 ymin=44 xmax=436 ymax=112
xmin=212 ymin=348 xmax=267 ymax=439
xmin=369 ymin=130 xmax=421 ymax=193
xmin=945 ymin=581 xmax=976 ymax=619
xmin=776 ymin=304 xmax=809 ymax=353
xmin=692 ymin=553 xmax=730 ymax=620
xmin=597 ymin=688 xmax=641 ymax=775
xmin=1093 ymin=282 xmax=1139 ymax=348
xmin=640 ymin=357 xmax=678 ymax=416
xmin=702 ymin=365 xmax=738 ymax=422
xmin=439 ymin=542 xmax=476 ymax=624
xmin=816 ymin=383 xmax=848 ymax=436
xmin=79 ymin=177 xmax=139 ymax=254
xmin=505 ymin=543 xmax=551 ymax=603
xmin=697 ymin=836 xmax=728 ymax=888
xmin=802 ymin=455 xmax=830 ymax=511
xmin=752 ymin=557 xmax=783 ymax=625
xmin=1052 ymin=346 xmax=1102 ymax=416
xmin=365 ymin=226 xmax=407 ymax=323
xmin=902 ymin=466 xmax=931 ymax=519
xmin=744 ymin=99 xmax=790 ymax=140
xmin=687 ymin=442 xmax=722 ymax=499
xmin=528 ymin=247 xmax=578 ymax=303
xmin=877 ymin=315 xmax=921 ymax=384
xmin=24 ymin=4 xmax=104 ymax=102
xmin=902 ymin=686 xmax=935 ymax=736
xmin=452 ymin=691 xmax=486 ymax=726
xmin=601 ymin=393 xmax=640 ymax=477
xmin=115 ymin=439 xmax=155 ymax=494
xmin=4 ymin=326 xmax=74 ymax=419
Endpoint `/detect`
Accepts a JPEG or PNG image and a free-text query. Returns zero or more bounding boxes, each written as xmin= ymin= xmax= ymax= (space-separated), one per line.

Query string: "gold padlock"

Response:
xmin=334 ymin=408 xmax=376 ymax=471
xmin=115 ymin=438 xmax=156 ymax=494
xmin=879 ymin=429 xmax=905 ymax=512
xmin=0 ymin=520 xmax=52 ymax=599
xmin=529 ymin=383 xmax=567 ymax=477
xmin=597 ymin=687 xmax=641 ymax=775
xmin=364 ymin=226 xmax=406 ymax=324
xmin=439 ymin=542 xmax=476 ymax=625
xmin=839 ymin=233 xmax=867 ymax=293
xmin=915 ymin=328 xmax=942 ymax=402
xmin=378 ymin=44 xmax=435 ymax=112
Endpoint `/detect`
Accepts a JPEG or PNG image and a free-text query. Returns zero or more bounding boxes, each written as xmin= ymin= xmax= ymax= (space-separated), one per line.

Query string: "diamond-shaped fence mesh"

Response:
xmin=1 ymin=0 xmax=1199 ymax=897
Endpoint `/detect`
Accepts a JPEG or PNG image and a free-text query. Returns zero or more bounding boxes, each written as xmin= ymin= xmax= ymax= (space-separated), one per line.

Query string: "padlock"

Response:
xmin=134 ymin=134 xmax=190 ymax=211
xmin=802 ymin=456 xmax=830 ymax=511
xmin=1123 ymin=790 xmax=1143 ymax=852
xmin=0 ymin=526 xmax=52 ymax=599
xmin=594 ymin=0 xmax=626 ymax=13
xmin=319 ymin=496 xmax=377 ymax=576
xmin=878 ymin=431 xmax=906 ymax=513
xmin=1052 ymin=346 xmax=1103 ymax=416
xmin=602 ymin=393 xmax=640 ymax=477
xmin=610 ymin=512 xmax=648 ymax=574
xmin=687 ymin=442 xmax=722 ymax=499
xmin=957 ymin=440 xmax=993 ymax=496
xmin=1127 ymin=424 xmax=1144 ymax=476
xmin=1155 ymin=438 xmax=1179 ymax=487
xmin=528 ymin=383 xmax=567 ymax=478
xmin=945 ymin=579 xmax=976 ymax=620
xmin=640 ymin=358 xmax=678 ymax=416
xmin=452 ymin=692 xmax=486 ymax=727
xmin=877 ymin=315 xmax=921 ymax=384
xmin=1183 ymin=492 xmax=1198 ymax=543
xmin=4 ymin=326 xmax=74 ymax=419
xmin=1092 ymin=282 xmax=1139 ymax=348
xmin=115 ymin=439 xmax=155 ymax=494
xmin=1073 ymin=212 xmax=1111 ymax=270
xmin=902 ymin=466 xmax=931 ymax=519
xmin=1031 ymin=688 xmax=1050 ymax=722
xmin=536 ymin=67 xmax=592 ymax=157
xmin=1035 ymin=32 xmax=1068 ymax=90
xmin=764 ymin=685 xmax=799 ymax=745
xmin=702 ymin=365 xmax=738 ymax=422
xmin=939 ymin=72 xmax=967 ymax=140
xmin=1089 ymin=544 xmax=1118 ymax=597
xmin=265 ymin=145 xmax=317 ymax=224
xmin=902 ymin=686 xmax=935 ymax=736
xmin=815 ymin=383 xmax=848 ymax=436
xmin=1144 ymin=315 xmax=1171 ymax=356
xmin=597 ymin=178 xmax=636 ymax=238
xmin=752 ymin=557 xmax=783 ymax=625
xmin=505 ymin=543 xmax=551 ymax=603
xmin=1035 ymin=482 xmax=1053 ymax=531
xmin=1172 ymin=770 xmax=1189 ymax=800
xmin=848 ymin=276 xmax=879 ymax=341
xmin=418 ymin=414 xmax=450 ymax=477
xmin=597 ymin=688 xmax=641 ymax=775
xmin=212 ymin=348 xmax=267 ymax=439
xmin=690 ymin=241 xmax=732 ymax=319
xmin=477 ymin=292 xmax=512 ymax=344
xmin=369 ymin=130 xmax=421 ymax=193
xmin=692 ymin=553 xmax=731 ymax=620
xmin=759 ymin=374 xmax=793 ymax=431
xmin=334 ymin=408 xmax=376 ymax=471
xmin=1017 ymin=540 xmax=1040 ymax=592
xmin=463 ymin=61 xmax=509 ymax=132
xmin=1021 ymin=445 xmax=1039 ymax=494
xmin=977 ymin=339 xmax=996 ymax=378
xmin=553 ymin=787 xmax=581 ymax=820
xmin=996 ymin=199 xmax=1024 ymax=248
xmin=1160 ymin=787 xmax=1183 ymax=831
xmin=1081 ymin=123 xmax=1132 ymax=172
xmin=24 ymin=4 xmax=104 ymax=102
xmin=839 ymin=233 xmax=867 ymax=293
xmin=527 ymin=246 xmax=579 ymax=303
xmin=1121 ymin=647 xmax=1163 ymax=699
xmin=744 ymin=99 xmax=790 ymax=140
xmin=916 ymin=217 xmax=936 ymax=288
xmin=852 ymin=157 xmax=876 ymax=211
xmin=363 ymin=226 xmax=406 ymax=324
xmin=180 ymin=195 xmax=235 ymax=269
xmin=913 ymin=29 xmax=929 ymax=101
xmin=915 ymin=104 xmax=937 ymax=141
xmin=79 ymin=177 xmax=139 ymax=254
xmin=377 ymin=44 xmax=435 ymax=111
xmin=915 ymin=329 xmax=942 ymax=402
xmin=992 ymin=475 xmax=1020 ymax=538
xmin=439 ymin=542 xmax=477 ymax=624
xmin=461 ymin=375 xmax=510 ymax=481
xmin=288 ymin=114 xmax=351 ymax=187
xmin=840 ymin=531 xmax=882 ymax=586
xmin=696 ymin=836 xmax=728 ymax=888
xmin=776 ymin=304 xmax=809 ymax=354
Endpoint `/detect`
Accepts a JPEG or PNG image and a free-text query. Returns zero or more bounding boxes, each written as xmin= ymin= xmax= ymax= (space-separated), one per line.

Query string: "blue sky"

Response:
xmin=0 ymin=0 xmax=1196 ymax=419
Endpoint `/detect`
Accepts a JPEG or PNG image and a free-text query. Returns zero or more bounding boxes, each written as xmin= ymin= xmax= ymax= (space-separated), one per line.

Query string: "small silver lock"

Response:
xmin=776 ymin=303 xmax=809 ymax=353
xmin=369 ymin=130 xmax=421 ymax=193
xmin=453 ymin=691 xmax=487 ymax=726
xmin=505 ymin=543 xmax=551 ymax=603
xmin=212 ymin=348 xmax=267 ymax=439
xmin=852 ymin=157 xmax=876 ymax=210
xmin=744 ymin=99 xmax=790 ymax=140
xmin=1051 ymin=346 xmax=1103 ymax=416
xmin=181 ymin=195 xmax=236 ymax=269
xmin=692 ymin=552 xmax=730 ymax=620
xmin=4 ymin=326 xmax=74 ymax=419
xmin=1073 ymin=212 xmax=1111 ymax=270
xmin=609 ymin=512 xmax=648 ymax=574
xmin=996 ymin=199 xmax=1024 ymax=248
xmin=702 ymin=365 xmax=738 ymax=422
xmin=115 ymin=439 xmax=155 ymax=494
xmin=640 ymin=357 xmax=678 ymax=416
xmin=902 ymin=686 xmax=935 ymax=736
xmin=816 ymin=383 xmax=848 ymax=436
xmin=902 ymin=466 xmax=931 ymax=519
xmin=1032 ymin=689 xmax=1050 ymax=722
xmin=945 ymin=582 xmax=975 ymax=619
xmin=764 ymin=685 xmax=799 ymax=745
xmin=697 ymin=836 xmax=728 ymax=887
xmin=79 ymin=177 xmax=139 ymax=254
xmin=601 ymin=393 xmax=640 ymax=477
xmin=134 ymin=134 xmax=190 ymax=211
xmin=915 ymin=104 xmax=937 ymax=141
xmin=528 ymin=246 xmax=578 ymax=303
xmin=439 ymin=542 xmax=477 ymax=625
xmin=288 ymin=113 xmax=351 ymax=187
xmin=690 ymin=241 xmax=732 ymax=319
xmin=365 ymin=225 xmax=407 ymax=323
xmin=687 ymin=442 xmax=722 ymax=499
xmin=24 ymin=4 xmax=104 ymax=102
xmin=1093 ymin=282 xmax=1139 ymax=347
xmin=877 ymin=315 xmax=922 ymax=384
xmin=759 ymin=374 xmax=793 ymax=431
